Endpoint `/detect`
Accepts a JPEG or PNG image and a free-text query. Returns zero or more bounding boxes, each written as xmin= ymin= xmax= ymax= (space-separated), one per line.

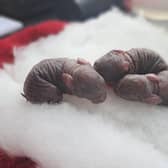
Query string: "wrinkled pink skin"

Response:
xmin=23 ymin=58 xmax=107 ymax=104
xmin=115 ymin=72 xmax=168 ymax=105
xmin=94 ymin=48 xmax=168 ymax=85
xmin=157 ymin=70 xmax=168 ymax=105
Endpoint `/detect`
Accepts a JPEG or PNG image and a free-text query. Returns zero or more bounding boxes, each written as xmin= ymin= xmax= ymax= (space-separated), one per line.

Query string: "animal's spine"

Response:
xmin=126 ymin=48 xmax=168 ymax=74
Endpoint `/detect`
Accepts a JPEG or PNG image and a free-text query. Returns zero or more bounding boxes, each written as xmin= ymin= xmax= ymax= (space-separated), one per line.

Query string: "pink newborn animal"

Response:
xmin=115 ymin=71 xmax=168 ymax=105
xmin=94 ymin=48 xmax=168 ymax=84
xmin=22 ymin=58 xmax=107 ymax=104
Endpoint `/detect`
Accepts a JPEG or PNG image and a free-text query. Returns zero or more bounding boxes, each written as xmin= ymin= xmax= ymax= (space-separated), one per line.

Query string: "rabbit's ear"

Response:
xmin=143 ymin=94 xmax=162 ymax=105
xmin=113 ymin=49 xmax=125 ymax=54
xmin=62 ymin=73 xmax=74 ymax=91
xmin=77 ymin=58 xmax=91 ymax=65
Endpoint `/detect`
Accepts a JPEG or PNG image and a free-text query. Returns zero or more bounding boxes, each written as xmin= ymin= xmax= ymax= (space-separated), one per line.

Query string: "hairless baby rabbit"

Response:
xmin=94 ymin=48 xmax=168 ymax=84
xmin=22 ymin=58 xmax=107 ymax=104
xmin=115 ymin=71 xmax=168 ymax=105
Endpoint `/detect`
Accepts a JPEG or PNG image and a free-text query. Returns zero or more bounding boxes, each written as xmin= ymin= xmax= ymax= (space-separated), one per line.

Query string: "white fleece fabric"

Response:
xmin=1 ymin=8 xmax=168 ymax=168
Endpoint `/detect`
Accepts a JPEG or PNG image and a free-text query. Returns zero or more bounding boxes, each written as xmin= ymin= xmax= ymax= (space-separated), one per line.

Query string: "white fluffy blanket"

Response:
xmin=1 ymin=8 xmax=168 ymax=168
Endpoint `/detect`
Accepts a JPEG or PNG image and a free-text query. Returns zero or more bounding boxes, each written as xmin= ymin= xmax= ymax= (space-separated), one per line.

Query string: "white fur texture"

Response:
xmin=2 ymin=8 xmax=168 ymax=168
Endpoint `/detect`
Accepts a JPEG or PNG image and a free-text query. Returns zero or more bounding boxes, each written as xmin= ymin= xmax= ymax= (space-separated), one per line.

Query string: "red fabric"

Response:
xmin=0 ymin=149 xmax=36 ymax=168
xmin=0 ymin=20 xmax=67 ymax=168
xmin=0 ymin=20 xmax=67 ymax=68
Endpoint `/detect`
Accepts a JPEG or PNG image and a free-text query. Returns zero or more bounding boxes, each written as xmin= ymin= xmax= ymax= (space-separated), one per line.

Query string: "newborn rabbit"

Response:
xmin=115 ymin=71 xmax=168 ymax=105
xmin=22 ymin=58 xmax=107 ymax=104
xmin=94 ymin=48 xmax=168 ymax=84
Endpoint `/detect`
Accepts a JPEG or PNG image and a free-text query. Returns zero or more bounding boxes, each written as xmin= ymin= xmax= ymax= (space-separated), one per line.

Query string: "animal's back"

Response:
xmin=127 ymin=48 xmax=168 ymax=74
xmin=23 ymin=58 xmax=67 ymax=103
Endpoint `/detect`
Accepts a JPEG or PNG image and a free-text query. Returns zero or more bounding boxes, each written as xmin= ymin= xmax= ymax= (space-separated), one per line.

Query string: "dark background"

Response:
xmin=0 ymin=0 xmax=129 ymax=25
